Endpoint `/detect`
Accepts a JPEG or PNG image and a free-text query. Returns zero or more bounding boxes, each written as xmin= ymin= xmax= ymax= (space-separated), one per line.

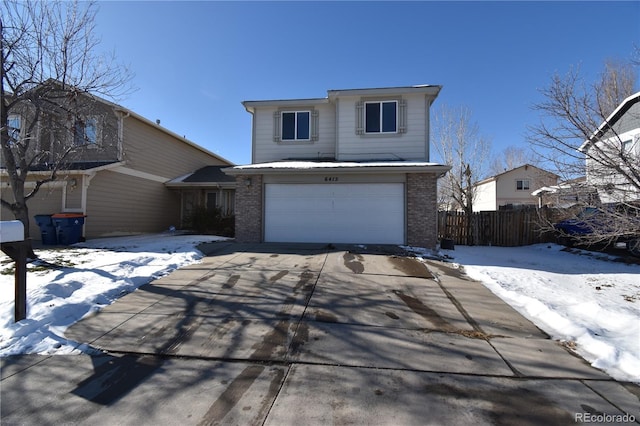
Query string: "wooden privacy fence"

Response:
xmin=438 ymin=209 xmax=554 ymax=247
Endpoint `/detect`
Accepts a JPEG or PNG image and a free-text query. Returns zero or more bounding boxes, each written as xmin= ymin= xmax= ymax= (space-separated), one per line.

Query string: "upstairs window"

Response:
xmin=516 ymin=180 xmax=530 ymax=191
xmin=356 ymin=99 xmax=405 ymax=135
xmin=281 ymin=111 xmax=310 ymax=141
xmin=7 ymin=115 xmax=21 ymax=145
xmin=365 ymin=101 xmax=397 ymax=133
xmin=73 ymin=117 xmax=98 ymax=146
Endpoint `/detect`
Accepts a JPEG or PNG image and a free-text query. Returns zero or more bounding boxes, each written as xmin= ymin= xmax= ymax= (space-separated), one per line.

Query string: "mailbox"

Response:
xmin=0 ymin=220 xmax=25 ymax=243
xmin=0 ymin=220 xmax=27 ymax=322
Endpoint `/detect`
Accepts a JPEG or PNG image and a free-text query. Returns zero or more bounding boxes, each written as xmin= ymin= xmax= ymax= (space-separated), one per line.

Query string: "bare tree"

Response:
xmin=432 ymin=104 xmax=491 ymax=243
xmin=489 ymin=145 xmax=540 ymax=175
xmin=527 ymin=59 xmax=639 ymax=250
xmin=1 ymin=0 xmax=132 ymax=252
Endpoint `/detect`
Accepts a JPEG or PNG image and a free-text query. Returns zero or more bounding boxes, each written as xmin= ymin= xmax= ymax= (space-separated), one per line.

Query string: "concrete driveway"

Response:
xmin=2 ymin=242 xmax=638 ymax=425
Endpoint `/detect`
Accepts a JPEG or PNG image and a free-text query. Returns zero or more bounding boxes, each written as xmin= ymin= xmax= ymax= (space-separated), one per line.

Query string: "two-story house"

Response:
xmin=2 ymin=83 xmax=234 ymax=242
xmin=472 ymin=164 xmax=559 ymax=211
xmin=579 ymin=91 xmax=640 ymax=204
xmin=224 ymin=85 xmax=451 ymax=248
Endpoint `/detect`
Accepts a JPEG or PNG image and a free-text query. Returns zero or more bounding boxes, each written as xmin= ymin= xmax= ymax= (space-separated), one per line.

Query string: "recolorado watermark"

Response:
xmin=575 ymin=412 xmax=636 ymax=423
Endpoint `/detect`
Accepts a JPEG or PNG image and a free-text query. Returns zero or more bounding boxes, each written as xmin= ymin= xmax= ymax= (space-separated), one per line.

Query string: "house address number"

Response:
xmin=324 ymin=177 xmax=339 ymax=182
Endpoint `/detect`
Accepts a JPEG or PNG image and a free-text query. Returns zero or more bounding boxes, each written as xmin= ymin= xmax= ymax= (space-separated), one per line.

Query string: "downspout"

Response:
xmin=243 ymin=105 xmax=256 ymax=164
xmin=425 ymin=96 xmax=433 ymax=162
xmin=117 ymin=110 xmax=130 ymax=162
xmin=80 ymin=172 xmax=96 ymax=238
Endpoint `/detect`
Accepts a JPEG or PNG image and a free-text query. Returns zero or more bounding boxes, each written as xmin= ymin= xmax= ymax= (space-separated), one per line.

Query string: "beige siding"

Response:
xmin=1 ymin=182 xmax=64 ymax=241
xmin=495 ymin=168 xmax=556 ymax=207
xmin=122 ymin=117 xmax=228 ymax=180
xmin=336 ymin=94 xmax=428 ymax=161
xmin=253 ymin=104 xmax=336 ymax=163
xmin=85 ymin=170 xmax=181 ymax=238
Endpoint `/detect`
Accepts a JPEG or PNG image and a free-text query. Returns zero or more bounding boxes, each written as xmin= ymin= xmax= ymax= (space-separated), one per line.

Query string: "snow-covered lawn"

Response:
xmin=1 ymin=235 xmax=638 ymax=384
xmin=0 ymin=233 xmax=228 ymax=357
xmin=416 ymin=244 xmax=640 ymax=384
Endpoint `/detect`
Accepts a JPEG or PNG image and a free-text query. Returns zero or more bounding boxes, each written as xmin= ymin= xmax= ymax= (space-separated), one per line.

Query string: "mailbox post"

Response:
xmin=0 ymin=221 xmax=28 ymax=322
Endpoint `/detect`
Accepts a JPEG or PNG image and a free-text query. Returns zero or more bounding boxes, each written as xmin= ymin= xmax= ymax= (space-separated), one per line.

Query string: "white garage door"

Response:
xmin=264 ymin=183 xmax=404 ymax=244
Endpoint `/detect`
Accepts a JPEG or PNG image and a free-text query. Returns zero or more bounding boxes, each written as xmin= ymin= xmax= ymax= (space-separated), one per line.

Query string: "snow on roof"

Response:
xmin=231 ymin=160 xmax=443 ymax=169
xmin=224 ymin=161 xmax=451 ymax=175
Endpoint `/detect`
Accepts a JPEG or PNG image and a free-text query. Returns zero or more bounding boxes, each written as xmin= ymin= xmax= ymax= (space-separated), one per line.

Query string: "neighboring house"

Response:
xmin=579 ymin=92 xmax=640 ymax=204
xmin=531 ymin=177 xmax=598 ymax=208
xmin=472 ymin=164 xmax=558 ymax=212
xmin=1 ymin=86 xmax=234 ymax=241
xmin=224 ymin=85 xmax=451 ymax=248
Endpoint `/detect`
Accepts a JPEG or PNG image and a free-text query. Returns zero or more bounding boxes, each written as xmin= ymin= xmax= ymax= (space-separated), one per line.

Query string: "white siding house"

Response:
xmin=227 ymin=85 xmax=451 ymax=248
xmin=579 ymin=92 xmax=640 ymax=204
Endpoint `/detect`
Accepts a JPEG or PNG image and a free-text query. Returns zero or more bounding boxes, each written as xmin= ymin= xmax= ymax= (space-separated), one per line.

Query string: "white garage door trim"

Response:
xmin=264 ymin=183 xmax=404 ymax=244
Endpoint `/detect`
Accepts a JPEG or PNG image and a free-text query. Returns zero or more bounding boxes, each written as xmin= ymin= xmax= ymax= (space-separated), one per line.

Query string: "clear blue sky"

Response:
xmin=94 ymin=1 xmax=640 ymax=165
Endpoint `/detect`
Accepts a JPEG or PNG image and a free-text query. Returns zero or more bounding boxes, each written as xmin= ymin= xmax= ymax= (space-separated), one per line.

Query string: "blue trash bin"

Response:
xmin=34 ymin=214 xmax=58 ymax=245
xmin=52 ymin=213 xmax=86 ymax=245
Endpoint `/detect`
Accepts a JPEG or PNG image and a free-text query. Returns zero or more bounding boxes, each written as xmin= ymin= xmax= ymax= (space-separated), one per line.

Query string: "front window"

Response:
xmin=516 ymin=180 xmax=530 ymax=191
xmin=365 ymin=101 xmax=397 ymax=133
xmin=74 ymin=117 xmax=98 ymax=145
xmin=7 ymin=115 xmax=21 ymax=145
xmin=281 ymin=111 xmax=310 ymax=141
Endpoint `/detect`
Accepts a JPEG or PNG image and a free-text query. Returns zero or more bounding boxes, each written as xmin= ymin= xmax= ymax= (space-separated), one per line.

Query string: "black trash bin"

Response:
xmin=51 ymin=213 xmax=86 ymax=245
xmin=34 ymin=214 xmax=58 ymax=245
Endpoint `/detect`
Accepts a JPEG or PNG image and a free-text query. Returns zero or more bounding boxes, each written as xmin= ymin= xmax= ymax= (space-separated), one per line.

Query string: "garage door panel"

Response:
xmin=264 ymin=183 xmax=404 ymax=244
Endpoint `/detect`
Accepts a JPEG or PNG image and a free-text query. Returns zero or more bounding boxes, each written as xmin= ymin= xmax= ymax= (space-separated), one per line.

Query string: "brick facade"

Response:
xmin=406 ymin=173 xmax=439 ymax=249
xmin=233 ymin=174 xmax=263 ymax=243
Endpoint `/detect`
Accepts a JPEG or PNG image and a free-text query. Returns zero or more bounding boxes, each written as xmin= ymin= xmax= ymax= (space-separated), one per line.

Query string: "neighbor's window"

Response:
xmin=74 ymin=117 xmax=98 ymax=145
xmin=365 ymin=101 xmax=397 ymax=133
xmin=516 ymin=180 xmax=530 ymax=191
xmin=281 ymin=111 xmax=310 ymax=141
xmin=622 ymin=139 xmax=632 ymax=153
xmin=7 ymin=114 xmax=21 ymax=144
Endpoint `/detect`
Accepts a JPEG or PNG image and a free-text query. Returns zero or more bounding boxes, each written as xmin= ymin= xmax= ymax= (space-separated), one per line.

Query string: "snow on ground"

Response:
xmin=1 ymin=235 xmax=638 ymax=384
xmin=410 ymin=243 xmax=640 ymax=384
xmin=0 ymin=233 xmax=228 ymax=357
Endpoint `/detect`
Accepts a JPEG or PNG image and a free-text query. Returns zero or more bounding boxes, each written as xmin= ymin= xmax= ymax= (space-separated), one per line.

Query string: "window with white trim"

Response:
xmin=73 ymin=117 xmax=98 ymax=146
xmin=365 ymin=101 xmax=397 ymax=133
xmin=281 ymin=111 xmax=310 ymax=141
xmin=356 ymin=99 xmax=406 ymax=135
xmin=516 ymin=179 xmax=530 ymax=191
xmin=273 ymin=109 xmax=318 ymax=143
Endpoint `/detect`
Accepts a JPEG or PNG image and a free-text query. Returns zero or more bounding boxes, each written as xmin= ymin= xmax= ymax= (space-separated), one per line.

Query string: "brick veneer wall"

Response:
xmin=234 ymin=174 xmax=263 ymax=243
xmin=406 ymin=173 xmax=438 ymax=249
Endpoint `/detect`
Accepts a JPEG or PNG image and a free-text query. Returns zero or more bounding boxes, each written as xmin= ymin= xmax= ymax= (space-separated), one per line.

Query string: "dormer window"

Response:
xmin=281 ymin=111 xmax=310 ymax=141
xmin=365 ymin=101 xmax=397 ymax=134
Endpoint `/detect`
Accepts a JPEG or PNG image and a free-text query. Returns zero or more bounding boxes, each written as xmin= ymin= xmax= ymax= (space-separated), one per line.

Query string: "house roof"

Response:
xmin=474 ymin=164 xmax=559 ymax=187
xmin=17 ymin=79 xmax=234 ymax=167
xmin=1 ymin=161 xmax=124 ymax=175
xmin=223 ymin=160 xmax=451 ymax=176
xmin=165 ymin=165 xmax=236 ymax=188
xmin=580 ymin=91 xmax=640 ymax=152
xmin=242 ymin=85 xmax=442 ymax=112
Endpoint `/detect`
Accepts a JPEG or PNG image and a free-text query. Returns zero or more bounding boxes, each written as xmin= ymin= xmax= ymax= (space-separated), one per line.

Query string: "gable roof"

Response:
xmin=18 ymin=79 xmax=234 ymax=166
xmin=474 ymin=164 xmax=559 ymax=186
xmin=580 ymin=91 xmax=640 ymax=152
xmin=165 ymin=165 xmax=236 ymax=188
